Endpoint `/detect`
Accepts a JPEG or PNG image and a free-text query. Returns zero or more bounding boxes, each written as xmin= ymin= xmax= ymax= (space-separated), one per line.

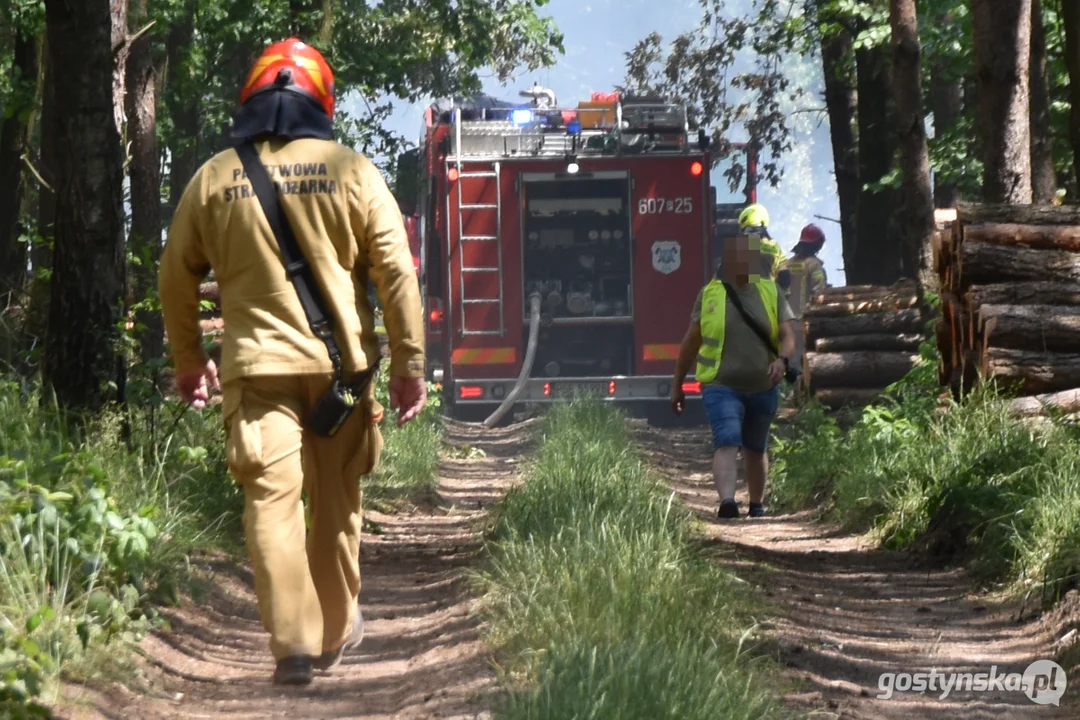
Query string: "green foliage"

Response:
xmin=0 ymin=377 xmax=236 ymax=704
xmin=364 ymin=372 xmax=444 ymax=503
xmin=475 ymin=399 xmax=785 ymax=720
xmin=772 ymin=340 xmax=1080 ymax=607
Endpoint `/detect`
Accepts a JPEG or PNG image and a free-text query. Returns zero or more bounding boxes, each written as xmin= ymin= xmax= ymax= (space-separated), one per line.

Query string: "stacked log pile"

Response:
xmin=935 ymin=201 xmax=1080 ymax=416
xmin=799 ymin=278 xmax=932 ymax=409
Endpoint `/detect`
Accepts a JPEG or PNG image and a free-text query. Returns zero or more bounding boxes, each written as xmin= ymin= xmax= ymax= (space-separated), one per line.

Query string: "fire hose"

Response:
xmin=483 ymin=291 xmax=542 ymax=428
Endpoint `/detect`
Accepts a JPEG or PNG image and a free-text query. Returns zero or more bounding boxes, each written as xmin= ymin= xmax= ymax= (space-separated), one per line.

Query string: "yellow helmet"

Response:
xmin=738 ymin=203 xmax=769 ymax=231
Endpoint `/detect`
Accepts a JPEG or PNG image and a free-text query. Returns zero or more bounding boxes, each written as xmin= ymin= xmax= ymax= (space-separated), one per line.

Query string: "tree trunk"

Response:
xmin=958 ymin=241 xmax=1080 ymax=287
xmin=805 ymin=296 xmax=920 ymax=317
xmin=967 ymin=282 xmax=1080 ymax=308
xmin=818 ymin=2 xmax=859 ymax=279
xmin=41 ymin=0 xmax=127 ymax=413
xmin=289 ymin=0 xmax=334 ymax=45
xmin=962 ymin=223 xmax=1080 ymax=251
xmin=1063 ymin=0 xmax=1080 ymax=192
xmin=979 ymin=304 xmax=1080 ymax=353
xmin=28 ymin=29 xmax=57 ymax=344
xmin=1030 ymin=0 xmax=1056 ymax=204
xmin=164 ymin=2 xmax=199 ymax=226
xmin=971 ymin=0 xmax=1032 ymax=204
xmin=805 ymin=308 xmax=926 ymax=346
xmin=0 ymin=28 xmax=40 ymax=305
xmin=805 ymin=350 xmax=918 ymax=390
xmin=814 ymin=333 xmax=924 ymax=353
xmin=1009 ymin=388 xmax=1080 ymax=417
xmin=890 ymin=0 xmax=933 ymax=282
xmin=957 ymin=201 xmax=1080 ymax=225
xmin=930 ymin=41 xmax=962 ymax=209
xmin=111 ymin=0 xmax=129 ymax=135
xmin=126 ymin=0 xmax=163 ymax=365
xmin=814 ymin=387 xmax=883 ymax=408
xmin=853 ymin=42 xmax=898 ymax=284
xmin=982 ymin=347 xmax=1080 ymax=395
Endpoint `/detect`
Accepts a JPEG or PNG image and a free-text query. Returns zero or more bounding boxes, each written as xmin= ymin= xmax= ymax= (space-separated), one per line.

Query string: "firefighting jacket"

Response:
xmin=158 ymin=137 xmax=425 ymax=385
xmin=779 ymin=254 xmax=827 ymax=317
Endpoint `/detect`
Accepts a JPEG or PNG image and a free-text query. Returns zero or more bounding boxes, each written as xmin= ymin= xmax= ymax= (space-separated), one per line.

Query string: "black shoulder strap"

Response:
xmin=235 ymin=141 xmax=344 ymax=375
xmin=722 ymin=281 xmax=780 ymax=358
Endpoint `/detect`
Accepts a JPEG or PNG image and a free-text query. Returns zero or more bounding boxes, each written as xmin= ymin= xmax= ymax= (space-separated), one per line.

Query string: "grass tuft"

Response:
xmin=474 ymin=398 xmax=785 ymax=719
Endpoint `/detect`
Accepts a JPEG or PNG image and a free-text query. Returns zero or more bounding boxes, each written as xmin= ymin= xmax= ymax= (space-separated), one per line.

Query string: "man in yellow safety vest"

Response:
xmin=670 ymin=232 xmax=796 ymax=518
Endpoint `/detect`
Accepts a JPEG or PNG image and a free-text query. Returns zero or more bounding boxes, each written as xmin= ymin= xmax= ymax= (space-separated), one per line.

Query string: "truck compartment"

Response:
xmin=520 ymin=174 xmax=634 ymax=378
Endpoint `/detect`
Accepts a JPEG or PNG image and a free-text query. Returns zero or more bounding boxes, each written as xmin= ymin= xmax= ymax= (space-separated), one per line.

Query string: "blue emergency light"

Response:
xmin=566 ymin=119 xmax=582 ymax=135
xmin=511 ymin=108 xmax=533 ymax=125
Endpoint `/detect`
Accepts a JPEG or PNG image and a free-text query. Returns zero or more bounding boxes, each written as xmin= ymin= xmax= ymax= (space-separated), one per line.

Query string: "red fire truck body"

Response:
xmin=409 ymin=92 xmax=724 ymax=419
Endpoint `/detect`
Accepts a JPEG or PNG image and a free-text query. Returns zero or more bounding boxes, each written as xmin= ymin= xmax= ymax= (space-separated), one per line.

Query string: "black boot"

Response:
xmin=273 ymin=655 xmax=314 ymax=685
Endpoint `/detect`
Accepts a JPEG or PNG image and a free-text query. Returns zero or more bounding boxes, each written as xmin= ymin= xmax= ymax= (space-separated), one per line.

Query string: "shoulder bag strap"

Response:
xmin=721 ymin=281 xmax=780 ymax=359
xmin=234 ymin=141 xmax=345 ymax=377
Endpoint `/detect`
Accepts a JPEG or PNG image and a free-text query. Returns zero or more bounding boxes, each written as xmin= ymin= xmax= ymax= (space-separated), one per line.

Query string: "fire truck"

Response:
xmin=396 ymin=88 xmax=755 ymax=423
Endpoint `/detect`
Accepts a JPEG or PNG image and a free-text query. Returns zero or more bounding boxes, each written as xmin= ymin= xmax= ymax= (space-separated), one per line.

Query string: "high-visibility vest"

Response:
xmin=759 ymin=237 xmax=785 ymax=279
xmin=695 ymin=278 xmax=779 ymax=384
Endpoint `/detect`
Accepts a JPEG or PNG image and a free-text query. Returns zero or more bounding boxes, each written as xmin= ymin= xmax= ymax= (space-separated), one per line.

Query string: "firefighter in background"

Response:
xmin=158 ymin=39 xmax=426 ymax=686
xmin=779 ymin=223 xmax=828 ymax=369
xmin=738 ymin=203 xmax=786 ymax=280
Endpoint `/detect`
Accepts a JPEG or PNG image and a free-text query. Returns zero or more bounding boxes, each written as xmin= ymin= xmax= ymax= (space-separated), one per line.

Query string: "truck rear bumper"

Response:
xmin=451 ymin=375 xmax=701 ymax=404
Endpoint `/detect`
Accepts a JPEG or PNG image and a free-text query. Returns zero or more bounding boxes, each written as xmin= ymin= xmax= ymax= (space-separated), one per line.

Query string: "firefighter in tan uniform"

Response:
xmin=777 ymin=223 xmax=828 ymax=368
xmin=158 ymin=39 xmax=426 ymax=686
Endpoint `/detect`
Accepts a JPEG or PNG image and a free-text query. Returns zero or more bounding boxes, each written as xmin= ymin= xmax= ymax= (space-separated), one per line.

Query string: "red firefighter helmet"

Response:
xmin=240 ymin=38 xmax=336 ymax=118
xmin=799 ymin=223 xmax=825 ymax=244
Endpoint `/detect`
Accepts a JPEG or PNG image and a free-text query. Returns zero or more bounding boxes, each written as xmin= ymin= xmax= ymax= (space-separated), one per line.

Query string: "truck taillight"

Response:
xmin=430 ymin=308 xmax=444 ymax=323
xmin=460 ymin=385 xmax=483 ymax=399
xmin=682 ymin=381 xmax=701 ymax=394
xmin=543 ymin=382 xmax=551 ymax=397
xmin=609 ymin=381 xmax=616 ymax=395
xmin=690 ymin=161 xmax=703 ymax=176
xmin=447 ymin=167 xmax=459 ymax=181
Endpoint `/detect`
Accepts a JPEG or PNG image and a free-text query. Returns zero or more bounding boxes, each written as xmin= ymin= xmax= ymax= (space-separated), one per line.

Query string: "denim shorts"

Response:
xmin=701 ymin=384 xmax=780 ymax=453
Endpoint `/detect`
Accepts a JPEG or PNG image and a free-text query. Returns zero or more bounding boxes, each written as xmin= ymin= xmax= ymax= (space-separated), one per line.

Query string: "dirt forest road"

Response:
xmin=53 ymin=414 xmax=1078 ymax=719
xmin=56 ymin=420 xmax=531 ymax=720
xmin=636 ymin=420 xmax=1078 ymax=720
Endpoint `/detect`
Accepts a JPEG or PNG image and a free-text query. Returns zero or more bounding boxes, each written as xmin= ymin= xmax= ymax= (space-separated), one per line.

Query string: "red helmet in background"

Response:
xmin=240 ymin=38 xmax=336 ymax=118
xmin=799 ymin=223 xmax=826 ymax=245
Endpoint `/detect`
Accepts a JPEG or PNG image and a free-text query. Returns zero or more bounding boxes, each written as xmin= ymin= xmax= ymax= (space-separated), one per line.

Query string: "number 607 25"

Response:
xmin=637 ymin=197 xmax=693 ymax=214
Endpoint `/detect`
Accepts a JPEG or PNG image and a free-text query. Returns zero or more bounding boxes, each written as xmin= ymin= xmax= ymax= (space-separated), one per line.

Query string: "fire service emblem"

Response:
xmin=652 ymin=240 xmax=681 ymax=275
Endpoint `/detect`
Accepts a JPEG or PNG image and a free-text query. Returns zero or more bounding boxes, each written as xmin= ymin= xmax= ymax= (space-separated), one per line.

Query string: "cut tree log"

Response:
xmin=815 ymin=333 xmax=925 ymax=352
xmin=814 ymin=388 xmax=883 ymax=408
xmin=199 ymin=281 xmax=219 ymax=302
xmin=982 ymin=347 xmax=1080 ymax=395
xmin=977 ymin=304 xmax=1080 ymax=352
xmin=966 ymin=282 xmax=1080 ymax=308
xmin=957 ymin=200 xmax=1080 ymax=226
xmin=805 ymin=351 xmax=919 ymax=391
xmin=804 ymin=309 xmax=926 ymax=346
xmin=1008 ymin=388 xmax=1080 ymax=417
xmin=964 ymin=223 xmax=1080 ymax=252
xmin=804 ymin=296 xmax=920 ymax=317
xmin=958 ymin=241 xmax=1080 ymax=288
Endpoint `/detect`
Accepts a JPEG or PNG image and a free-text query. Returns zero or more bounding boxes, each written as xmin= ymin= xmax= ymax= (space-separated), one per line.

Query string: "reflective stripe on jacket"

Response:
xmin=695 ymin=278 xmax=779 ymax=384
xmin=779 ymin=255 xmax=827 ymax=316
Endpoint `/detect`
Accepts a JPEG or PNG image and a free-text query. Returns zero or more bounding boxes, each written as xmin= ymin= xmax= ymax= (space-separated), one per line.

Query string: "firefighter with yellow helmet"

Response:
xmin=738 ymin=203 xmax=785 ymax=280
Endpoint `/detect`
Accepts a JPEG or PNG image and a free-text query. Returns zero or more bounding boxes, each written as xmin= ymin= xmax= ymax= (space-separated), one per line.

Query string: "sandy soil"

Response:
xmin=634 ymin=419 xmax=1079 ymax=719
xmin=52 ymin=419 xmax=532 ymax=720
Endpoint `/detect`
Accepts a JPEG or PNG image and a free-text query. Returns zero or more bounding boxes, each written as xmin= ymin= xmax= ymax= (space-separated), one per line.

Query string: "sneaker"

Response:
xmin=748 ymin=501 xmax=766 ymax=518
xmin=313 ymin=604 xmax=364 ymax=671
xmin=273 ymin=655 xmax=314 ymax=685
xmin=717 ymin=499 xmax=740 ymax=519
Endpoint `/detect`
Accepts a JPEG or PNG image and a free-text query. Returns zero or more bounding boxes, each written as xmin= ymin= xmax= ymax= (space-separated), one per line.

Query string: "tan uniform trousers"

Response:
xmin=222 ymin=373 xmax=383 ymax=661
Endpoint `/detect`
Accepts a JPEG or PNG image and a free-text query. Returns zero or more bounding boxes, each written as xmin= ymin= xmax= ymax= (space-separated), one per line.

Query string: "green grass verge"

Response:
xmin=771 ymin=338 xmax=1080 ymax=606
xmin=472 ymin=399 xmax=787 ymax=720
xmin=363 ymin=373 xmax=444 ymax=507
xmin=0 ymin=376 xmax=238 ymax=712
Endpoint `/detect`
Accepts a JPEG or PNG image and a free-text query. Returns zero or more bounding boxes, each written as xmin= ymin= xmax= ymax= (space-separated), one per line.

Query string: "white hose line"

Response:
xmin=483 ymin=292 xmax=543 ymax=428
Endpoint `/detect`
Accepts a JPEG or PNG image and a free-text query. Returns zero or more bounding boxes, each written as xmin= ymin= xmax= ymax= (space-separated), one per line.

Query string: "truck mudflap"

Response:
xmin=451 ymin=375 xmax=704 ymax=404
